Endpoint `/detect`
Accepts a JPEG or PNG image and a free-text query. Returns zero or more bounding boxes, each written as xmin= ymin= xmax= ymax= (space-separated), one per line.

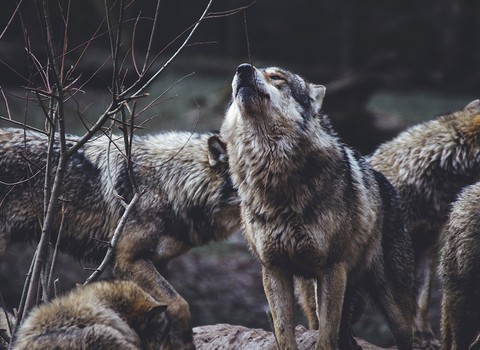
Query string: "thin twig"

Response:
xmin=0 ymin=0 xmax=25 ymax=41
xmin=0 ymin=293 xmax=13 ymax=340
xmin=123 ymin=0 xmax=214 ymax=99
xmin=131 ymin=12 xmax=142 ymax=76
xmin=13 ymin=247 xmax=36 ymax=329
xmin=0 ymin=88 xmax=12 ymax=120
xmin=47 ymin=204 xmax=66 ymax=297
xmin=83 ymin=191 xmax=142 ymax=284
xmin=22 ymin=0 xmax=69 ymax=320
xmin=141 ymin=0 xmax=161 ymax=73
xmin=105 ymin=123 xmax=128 ymax=207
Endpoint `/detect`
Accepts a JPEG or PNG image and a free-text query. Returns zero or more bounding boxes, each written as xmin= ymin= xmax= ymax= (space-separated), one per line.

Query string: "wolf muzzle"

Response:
xmin=236 ymin=63 xmax=256 ymax=91
xmin=235 ymin=63 xmax=270 ymax=101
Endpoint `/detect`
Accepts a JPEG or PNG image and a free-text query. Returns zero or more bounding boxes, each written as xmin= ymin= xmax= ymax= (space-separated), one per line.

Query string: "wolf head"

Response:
xmin=223 ymin=63 xmax=326 ymax=139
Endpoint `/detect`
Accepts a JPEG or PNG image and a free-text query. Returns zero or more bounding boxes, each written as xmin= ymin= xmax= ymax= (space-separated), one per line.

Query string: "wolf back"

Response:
xmin=0 ymin=128 xmax=240 ymax=349
xmin=368 ymin=99 xmax=480 ymax=346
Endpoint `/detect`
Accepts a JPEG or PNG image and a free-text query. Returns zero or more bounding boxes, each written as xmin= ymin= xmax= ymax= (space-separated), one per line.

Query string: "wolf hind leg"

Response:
xmin=338 ymin=288 xmax=368 ymax=350
xmin=294 ymin=277 xmax=318 ymax=330
xmin=367 ymin=265 xmax=414 ymax=350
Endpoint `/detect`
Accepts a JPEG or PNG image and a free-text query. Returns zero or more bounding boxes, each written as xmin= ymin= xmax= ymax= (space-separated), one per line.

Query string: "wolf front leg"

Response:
xmin=316 ymin=262 xmax=347 ymax=350
xmin=114 ymin=236 xmax=194 ymax=350
xmin=262 ymin=265 xmax=298 ymax=350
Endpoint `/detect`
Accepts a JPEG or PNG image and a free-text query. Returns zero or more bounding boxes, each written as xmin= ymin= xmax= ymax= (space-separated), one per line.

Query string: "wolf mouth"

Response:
xmin=234 ymin=63 xmax=269 ymax=100
xmin=235 ymin=80 xmax=269 ymax=99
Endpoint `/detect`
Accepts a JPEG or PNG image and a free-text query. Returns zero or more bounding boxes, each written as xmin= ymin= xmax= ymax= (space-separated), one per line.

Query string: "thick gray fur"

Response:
xmin=0 ymin=128 xmax=240 ymax=349
xmin=221 ymin=63 xmax=414 ymax=350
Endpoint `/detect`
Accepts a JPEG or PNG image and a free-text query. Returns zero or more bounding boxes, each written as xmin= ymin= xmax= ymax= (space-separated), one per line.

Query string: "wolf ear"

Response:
xmin=310 ymin=84 xmax=326 ymax=112
xmin=207 ymin=135 xmax=228 ymax=167
xmin=148 ymin=303 xmax=168 ymax=317
xmin=145 ymin=302 xmax=168 ymax=325
xmin=464 ymin=99 xmax=480 ymax=114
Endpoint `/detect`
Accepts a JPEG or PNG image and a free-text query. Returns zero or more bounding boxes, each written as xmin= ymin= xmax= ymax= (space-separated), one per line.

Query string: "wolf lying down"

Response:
xmin=12 ymin=280 xmax=169 ymax=350
xmin=220 ymin=63 xmax=415 ymax=350
xmin=0 ymin=129 xmax=240 ymax=349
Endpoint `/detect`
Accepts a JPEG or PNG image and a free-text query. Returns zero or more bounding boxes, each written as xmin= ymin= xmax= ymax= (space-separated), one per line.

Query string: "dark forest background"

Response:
xmin=2 ymin=0 xmax=480 ymax=86
xmin=0 ymin=0 xmax=479 ymax=347
xmin=1 ymin=0 xmax=479 ymax=152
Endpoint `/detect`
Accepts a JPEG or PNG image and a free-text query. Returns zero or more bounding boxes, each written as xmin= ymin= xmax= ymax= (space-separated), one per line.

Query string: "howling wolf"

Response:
xmin=368 ymin=99 xmax=480 ymax=348
xmin=440 ymin=182 xmax=480 ymax=350
xmin=220 ymin=63 xmax=414 ymax=350
xmin=0 ymin=128 xmax=240 ymax=349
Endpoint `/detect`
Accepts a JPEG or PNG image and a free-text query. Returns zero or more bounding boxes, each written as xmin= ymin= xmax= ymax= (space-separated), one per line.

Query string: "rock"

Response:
xmin=193 ymin=323 xmax=393 ymax=350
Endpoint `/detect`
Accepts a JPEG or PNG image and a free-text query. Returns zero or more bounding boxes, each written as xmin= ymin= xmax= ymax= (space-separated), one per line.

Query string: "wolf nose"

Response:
xmin=237 ymin=63 xmax=253 ymax=78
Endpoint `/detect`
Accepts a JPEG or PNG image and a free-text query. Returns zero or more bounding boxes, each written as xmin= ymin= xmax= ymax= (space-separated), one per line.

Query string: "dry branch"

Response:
xmin=83 ymin=191 xmax=142 ymax=285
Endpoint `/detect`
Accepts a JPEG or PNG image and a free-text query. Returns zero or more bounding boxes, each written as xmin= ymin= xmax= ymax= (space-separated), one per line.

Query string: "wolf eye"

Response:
xmin=269 ymin=74 xmax=285 ymax=82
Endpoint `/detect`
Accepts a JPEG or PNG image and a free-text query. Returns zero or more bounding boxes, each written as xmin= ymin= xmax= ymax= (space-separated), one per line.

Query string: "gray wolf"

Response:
xmin=220 ymin=63 xmax=414 ymax=350
xmin=368 ymin=99 xmax=480 ymax=348
xmin=440 ymin=182 xmax=480 ymax=350
xmin=12 ymin=280 xmax=169 ymax=349
xmin=0 ymin=128 xmax=240 ymax=349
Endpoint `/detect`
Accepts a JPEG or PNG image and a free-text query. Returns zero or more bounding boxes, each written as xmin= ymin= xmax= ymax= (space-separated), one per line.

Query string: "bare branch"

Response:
xmin=0 ymin=293 xmax=13 ymax=339
xmin=0 ymin=0 xmax=25 ymax=41
xmin=22 ymin=0 xmax=69 ymax=320
xmin=13 ymin=247 xmax=36 ymax=328
xmin=0 ymin=88 xmax=12 ymax=120
xmin=122 ymin=0 xmax=214 ymax=99
xmin=46 ymin=204 xmax=66 ymax=298
xmin=83 ymin=192 xmax=142 ymax=284
xmin=141 ymin=0 xmax=161 ymax=73
xmin=135 ymin=71 xmax=194 ymax=121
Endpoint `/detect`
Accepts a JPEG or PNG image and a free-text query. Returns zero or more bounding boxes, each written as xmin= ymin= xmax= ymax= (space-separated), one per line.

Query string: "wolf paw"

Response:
xmin=413 ymin=330 xmax=440 ymax=350
xmin=339 ymin=335 xmax=363 ymax=350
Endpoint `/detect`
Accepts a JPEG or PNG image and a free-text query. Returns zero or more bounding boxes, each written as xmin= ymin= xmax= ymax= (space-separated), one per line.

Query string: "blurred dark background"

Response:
xmin=1 ymin=0 xmax=479 ymax=151
xmin=2 ymin=0 xmax=480 ymax=86
xmin=0 ymin=0 xmax=479 ymax=347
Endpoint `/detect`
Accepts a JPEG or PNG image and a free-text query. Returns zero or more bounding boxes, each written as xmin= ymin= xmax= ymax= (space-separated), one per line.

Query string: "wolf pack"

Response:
xmin=0 ymin=63 xmax=479 ymax=350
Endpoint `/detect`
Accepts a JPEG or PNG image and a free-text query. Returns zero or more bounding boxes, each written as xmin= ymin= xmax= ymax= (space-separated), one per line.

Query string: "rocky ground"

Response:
xmin=1 ymin=231 xmax=442 ymax=348
xmin=193 ymin=324 xmax=394 ymax=350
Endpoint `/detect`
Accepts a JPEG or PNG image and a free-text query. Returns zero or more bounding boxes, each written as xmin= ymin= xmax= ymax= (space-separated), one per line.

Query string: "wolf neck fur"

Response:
xmin=234 ymin=119 xmax=341 ymax=214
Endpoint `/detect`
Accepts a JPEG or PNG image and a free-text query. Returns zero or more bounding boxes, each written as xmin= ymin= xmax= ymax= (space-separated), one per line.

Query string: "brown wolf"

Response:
xmin=12 ymin=280 xmax=169 ymax=349
xmin=440 ymin=182 xmax=480 ymax=350
xmin=368 ymin=99 xmax=480 ymax=348
xmin=220 ymin=63 xmax=414 ymax=350
xmin=0 ymin=129 xmax=240 ymax=349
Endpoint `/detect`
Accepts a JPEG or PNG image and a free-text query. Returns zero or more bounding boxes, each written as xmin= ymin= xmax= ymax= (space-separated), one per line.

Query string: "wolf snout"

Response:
xmin=237 ymin=63 xmax=254 ymax=78
xmin=236 ymin=63 xmax=255 ymax=88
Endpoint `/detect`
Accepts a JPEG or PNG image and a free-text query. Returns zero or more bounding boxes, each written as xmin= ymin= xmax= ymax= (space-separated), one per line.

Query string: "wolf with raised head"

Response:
xmin=368 ymin=99 xmax=480 ymax=348
xmin=440 ymin=182 xmax=480 ymax=350
xmin=12 ymin=280 xmax=169 ymax=350
xmin=0 ymin=129 xmax=240 ymax=349
xmin=220 ymin=63 xmax=414 ymax=350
